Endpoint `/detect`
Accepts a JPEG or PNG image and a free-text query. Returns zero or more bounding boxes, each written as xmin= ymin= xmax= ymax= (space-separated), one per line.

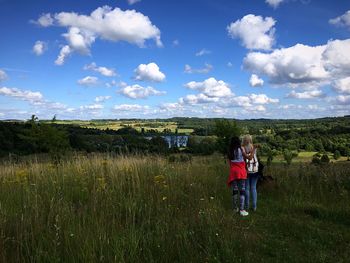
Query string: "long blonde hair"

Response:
xmin=242 ymin=134 xmax=253 ymax=152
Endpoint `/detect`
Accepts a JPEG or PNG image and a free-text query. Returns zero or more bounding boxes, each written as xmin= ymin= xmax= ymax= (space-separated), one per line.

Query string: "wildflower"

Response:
xmin=97 ymin=177 xmax=107 ymax=191
xmin=162 ymin=196 xmax=167 ymax=201
xmin=154 ymin=175 xmax=166 ymax=184
xmin=210 ymin=196 xmax=215 ymax=200
xmin=200 ymin=198 xmax=205 ymax=201
xmin=15 ymin=169 xmax=28 ymax=183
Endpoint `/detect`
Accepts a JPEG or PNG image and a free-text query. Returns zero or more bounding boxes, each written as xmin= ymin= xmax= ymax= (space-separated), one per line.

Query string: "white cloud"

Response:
xmin=113 ymin=104 xmax=149 ymax=111
xmin=243 ymin=39 xmax=350 ymax=88
xmin=55 ymin=45 xmax=72 ymax=65
xmin=33 ymin=41 xmax=47 ymax=56
xmin=333 ymin=77 xmax=350 ymax=94
xmin=119 ymin=84 xmax=166 ymax=99
xmin=77 ymin=76 xmax=99 ymax=86
xmin=35 ymin=6 xmax=162 ymax=64
xmin=184 ymin=63 xmax=213 ymax=74
xmin=63 ymin=27 xmax=95 ymax=55
xmin=127 ymin=0 xmax=141 ymax=5
xmin=195 ymin=48 xmax=211 ymax=56
xmin=34 ymin=13 xmax=54 ymax=27
xmin=159 ymin=102 xmax=183 ymax=111
xmin=179 ymin=94 xmax=219 ymax=105
xmin=265 ymin=0 xmax=285 ymax=8
xmin=286 ymin=90 xmax=324 ymax=99
xmin=0 ymin=87 xmax=43 ymax=102
xmin=329 ymin=10 xmax=350 ymax=29
xmin=84 ymin=62 xmax=116 ymax=77
xmin=249 ymin=74 xmax=264 ymax=87
xmin=134 ymin=62 xmax=166 ymax=82
xmin=0 ymin=70 xmax=7 ymax=82
xmin=249 ymin=93 xmax=279 ymax=104
xmin=95 ymin=96 xmax=111 ymax=102
xmin=336 ymin=95 xmax=350 ymax=105
xmin=227 ymin=14 xmax=276 ymax=50
xmin=227 ymin=62 xmax=233 ymax=67
xmin=80 ymin=104 xmax=103 ymax=110
xmin=184 ymin=77 xmax=233 ymax=98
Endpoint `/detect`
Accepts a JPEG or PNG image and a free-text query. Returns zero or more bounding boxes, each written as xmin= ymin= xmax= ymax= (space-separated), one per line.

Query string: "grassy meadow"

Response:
xmin=0 ymin=154 xmax=349 ymax=262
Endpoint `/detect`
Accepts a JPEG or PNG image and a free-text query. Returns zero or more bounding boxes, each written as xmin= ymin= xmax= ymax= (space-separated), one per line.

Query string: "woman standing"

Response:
xmin=227 ymin=136 xmax=253 ymax=216
xmin=243 ymin=135 xmax=259 ymax=211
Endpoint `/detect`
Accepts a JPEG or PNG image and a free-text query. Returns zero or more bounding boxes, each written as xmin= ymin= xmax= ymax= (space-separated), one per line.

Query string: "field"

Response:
xmin=0 ymin=154 xmax=349 ymax=262
xmin=54 ymin=120 xmax=194 ymax=134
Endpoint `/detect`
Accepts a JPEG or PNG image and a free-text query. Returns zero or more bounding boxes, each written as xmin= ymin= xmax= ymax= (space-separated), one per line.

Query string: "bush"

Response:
xmin=321 ymin=154 xmax=330 ymax=163
xmin=333 ymin=150 xmax=341 ymax=160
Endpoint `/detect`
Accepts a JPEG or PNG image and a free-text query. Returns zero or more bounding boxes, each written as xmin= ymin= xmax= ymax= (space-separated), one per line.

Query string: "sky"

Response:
xmin=0 ymin=0 xmax=350 ymax=120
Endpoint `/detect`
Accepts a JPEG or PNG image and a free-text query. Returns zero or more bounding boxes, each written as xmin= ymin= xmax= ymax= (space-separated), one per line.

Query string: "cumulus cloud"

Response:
xmin=0 ymin=70 xmax=7 ymax=82
xmin=249 ymin=93 xmax=279 ymax=104
xmin=286 ymin=90 xmax=325 ymax=99
xmin=243 ymin=39 xmax=350 ymax=88
xmin=227 ymin=62 xmax=233 ymax=67
xmin=113 ymin=104 xmax=149 ymax=111
xmin=84 ymin=62 xmax=117 ymax=77
xmin=333 ymin=77 xmax=350 ymax=94
xmin=184 ymin=63 xmax=213 ymax=74
xmin=249 ymin=74 xmax=264 ymax=87
xmin=119 ymin=84 xmax=166 ymax=99
xmin=127 ymin=0 xmax=141 ymax=5
xmin=134 ymin=62 xmax=166 ymax=82
xmin=33 ymin=13 xmax=54 ymax=27
xmin=227 ymin=14 xmax=276 ymax=50
xmin=179 ymin=94 xmax=219 ymax=105
xmin=33 ymin=41 xmax=47 ymax=56
xmin=329 ymin=10 xmax=350 ymax=29
xmin=0 ymin=87 xmax=43 ymax=102
xmin=80 ymin=104 xmax=103 ymax=110
xmin=35 ymin=6 xmax=162 ymax=65
xmin=265 ymin=0 xmax=285 ymax=8
xmin=184 ymin=77 xmax=233 ymax=98
xmin=55 ymin=45 xmax=72 ymax=65
xmin=77 ymin=76 xmax=99 ymax=86
xmin=195 ymin=48 xmax=211 ymax=56
xmin=95 ymin=96 xmax=112 ymax=102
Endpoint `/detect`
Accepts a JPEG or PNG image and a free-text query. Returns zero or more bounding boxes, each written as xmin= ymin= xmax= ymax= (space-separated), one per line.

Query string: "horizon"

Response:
xmin=1 ymin=0 xmax=350 ymax=120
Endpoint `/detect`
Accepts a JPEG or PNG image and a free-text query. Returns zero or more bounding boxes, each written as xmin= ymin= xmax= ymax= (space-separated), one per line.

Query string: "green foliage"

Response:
xmin=333 ymin=150 xmax=341 ymax=160
xmin=321 ymin=154 xmax=330 ymax=163
xmin=214 ymin=120 xmax=241 ymax=155
xmin=283 ymin=150 xmax=298 ymax=165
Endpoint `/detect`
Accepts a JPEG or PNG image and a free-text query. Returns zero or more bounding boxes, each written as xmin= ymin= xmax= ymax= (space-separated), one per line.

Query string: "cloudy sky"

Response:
xmin=1 ymin=0 xmax=350 ymax=120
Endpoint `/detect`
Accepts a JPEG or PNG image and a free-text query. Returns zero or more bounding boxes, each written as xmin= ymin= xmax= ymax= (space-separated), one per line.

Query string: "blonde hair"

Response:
xmin=242 ymin=134 xmax=253 ymax=147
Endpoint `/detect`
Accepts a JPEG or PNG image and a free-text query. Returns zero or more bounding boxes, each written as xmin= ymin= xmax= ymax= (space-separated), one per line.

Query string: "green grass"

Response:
xmin=0 ymin=154 xmax=349 ymax=262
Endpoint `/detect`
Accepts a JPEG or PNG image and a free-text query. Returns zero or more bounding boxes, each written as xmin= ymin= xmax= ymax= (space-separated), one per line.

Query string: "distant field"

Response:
xmin=56 ymin=120 xmax=194 ymax=134
xmin=261 ymin=151 xmax=348 ymax=164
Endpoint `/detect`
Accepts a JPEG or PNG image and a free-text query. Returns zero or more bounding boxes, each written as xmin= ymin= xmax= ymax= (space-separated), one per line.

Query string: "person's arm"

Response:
xmin=241 ymin=146 xmax=254 ymax=160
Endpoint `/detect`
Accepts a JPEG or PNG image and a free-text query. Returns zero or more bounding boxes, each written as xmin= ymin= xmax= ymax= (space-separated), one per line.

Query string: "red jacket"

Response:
xmin=227 ymin=161 xmax=247 ymax=186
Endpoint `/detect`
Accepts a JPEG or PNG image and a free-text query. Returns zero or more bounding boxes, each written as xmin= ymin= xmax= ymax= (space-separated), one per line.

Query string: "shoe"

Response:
xmin=240 ymin=210 xmax=249 ymax=216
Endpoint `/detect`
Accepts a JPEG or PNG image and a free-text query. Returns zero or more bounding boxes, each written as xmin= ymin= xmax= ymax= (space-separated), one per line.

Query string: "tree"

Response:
xmin=214 ymin=120 xmax=241 ymax=155
xmin=283 ymin=150 xmax=298 ymax=165
xmin=333 ymin=150 xmax=341 ymax=160
xmin=320 ymin=154 xmax=330 ymax=163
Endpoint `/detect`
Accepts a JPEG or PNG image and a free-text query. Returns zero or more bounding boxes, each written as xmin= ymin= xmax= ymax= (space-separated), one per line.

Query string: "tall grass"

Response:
xmin=0 ymin=154 xmax=349 ymax=262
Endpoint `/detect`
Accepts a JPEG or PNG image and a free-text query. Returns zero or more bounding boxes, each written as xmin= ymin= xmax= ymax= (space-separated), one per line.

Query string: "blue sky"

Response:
xmin=0 ymin=0 xmax=350 ymax=120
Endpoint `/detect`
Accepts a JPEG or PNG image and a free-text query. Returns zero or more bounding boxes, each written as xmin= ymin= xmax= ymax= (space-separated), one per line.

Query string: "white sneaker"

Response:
xmin=240 ymin=210 xmax=249 ymax=216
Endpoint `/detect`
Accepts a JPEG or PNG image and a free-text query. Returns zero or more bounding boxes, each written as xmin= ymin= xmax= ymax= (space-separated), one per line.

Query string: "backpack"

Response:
xmin=246 ymin=150 xmax=259 ymax=173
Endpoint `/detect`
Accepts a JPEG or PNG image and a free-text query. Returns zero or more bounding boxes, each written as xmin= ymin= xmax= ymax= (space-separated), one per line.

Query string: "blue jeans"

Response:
xmin=245 ymin=173 xmax=259 ymax=210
